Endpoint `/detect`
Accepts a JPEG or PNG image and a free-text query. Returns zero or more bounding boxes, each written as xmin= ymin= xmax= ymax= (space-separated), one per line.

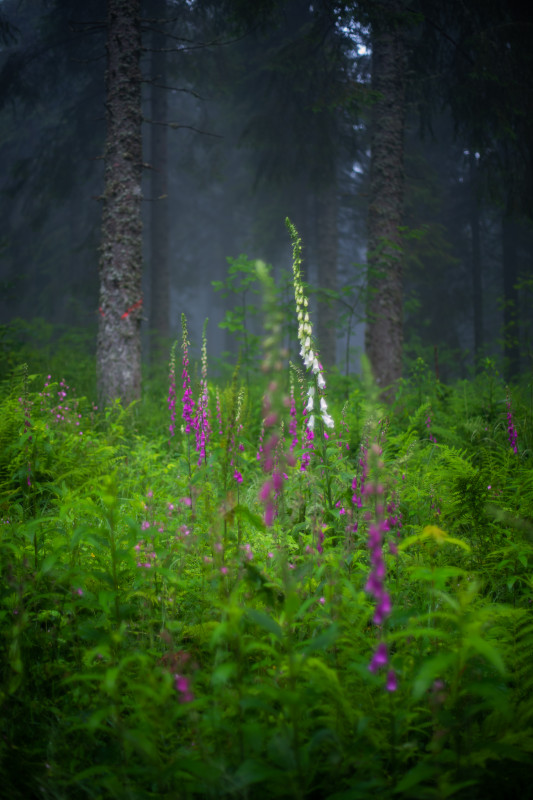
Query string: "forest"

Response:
xmin=0 ymin=0 xmax=532 ymax=798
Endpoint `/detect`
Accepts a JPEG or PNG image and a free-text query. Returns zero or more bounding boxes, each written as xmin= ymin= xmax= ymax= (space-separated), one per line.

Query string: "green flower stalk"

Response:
xmin=194 ymin=319 xmax=211 ymax=465
xmin=168 ymin=341 xmax=177 ymax=442
xmin=181 ymin=313 xmax=194 ymax=434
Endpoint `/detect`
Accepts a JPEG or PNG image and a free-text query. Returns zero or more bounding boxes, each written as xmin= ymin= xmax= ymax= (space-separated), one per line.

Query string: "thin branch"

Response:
xmin=141 ymin=30 xmax=250 ymax=53
xmin=141 ymin=79 xmax=204 ymax=100
xmin=143 ymin=117 xmax=222 ymax=138
xmin=141 ymin=16 xmax=184 ymax=25
xmin=69 ymin=22 xmax=107 ymax=34
xmin=140 ymin=27 xmax=203 ymax=43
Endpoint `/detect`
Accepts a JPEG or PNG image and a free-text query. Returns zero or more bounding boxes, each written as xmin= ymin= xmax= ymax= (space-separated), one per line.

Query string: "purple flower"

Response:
xmin=181 ymin=315 xmax=195 ymax=433
xmin=386 ymin=669 xmax=397 ymax=692
xmin=369 ymin=642 xmax=388 ymax=673
xmin=300 ymin=416 xmax=315 ymax=472
xmin=194 ymin=378 xmax=211 ymax=464
xmin=174 ymin=674 xmax=194 ymax=703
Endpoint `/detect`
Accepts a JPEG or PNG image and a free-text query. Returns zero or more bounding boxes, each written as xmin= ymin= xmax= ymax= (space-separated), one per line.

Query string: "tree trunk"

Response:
xmin=316 ymin=174 xmax=338 ymax=371
xmin=97 ymin=0 xmax=143 ymax=406
xmin=502 ymin=212 xmax=520 ymax=381
xmin=365 ymin=0 xmax=406 ymax=397
xmin=149 ymin=0 xmax=170 ymax=356
xmin=470 ymin=151 xmax=483 ymax=366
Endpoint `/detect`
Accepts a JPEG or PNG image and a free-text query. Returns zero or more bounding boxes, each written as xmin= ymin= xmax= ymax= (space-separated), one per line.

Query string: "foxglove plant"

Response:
xmin=230 ymin=388 xmax=246 ymax=484
xmin=255 ymin=260 xmax=292 ymax=526
xmin=168 ymin=342 xmax=177 ymax=441
xmin=181 ymin=314 xmax=195 ymax=434
xmin=506 ymin=389 xmax=518 ymax=454
xmin=363 ymin=441 xmax=396 ymax=691
xmin=259 ymin=381 xmax=284 ymax=526
xmin=194 ymin=320 xmax=211 ymax=465
xmin=291 ymin=364 xmax=314 ymax=472
xmin=426 ymin=411 xmax=437 ymax=444
xmin=386 ymin=490 xmax=403 ymax=556
xmin=351 ymin=438 xmax=369 ymax=510
xmin=301 ymin=408 xmax=315 ymax=473
xmin=287 ymin=220 xmax=334 ymax=508
xmin=256 ymin=418 xmax=265 ymax=463
xmin=215 ymin=388 xmax=223 ymax=436
xmin=289 ymin=374 xmax=298 ymax=454
xmin=181 ymin=314 xmax=196 ymax=514
xmin=287 ymin=218 xmax=333 ymax=433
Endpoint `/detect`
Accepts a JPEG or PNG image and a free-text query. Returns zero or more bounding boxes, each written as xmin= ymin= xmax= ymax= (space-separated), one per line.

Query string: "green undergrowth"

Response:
xmin=0 ymin=342 xmax=532 ymax=799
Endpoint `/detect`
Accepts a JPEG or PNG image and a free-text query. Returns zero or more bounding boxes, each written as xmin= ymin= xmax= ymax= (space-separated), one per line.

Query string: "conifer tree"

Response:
xmin=97 ymin=0 xmax=143 ymax=405
xmin=148 ymin=0 xmax=170 ymax=355
xmin=364 ymin=0 xmax=406 ymax=395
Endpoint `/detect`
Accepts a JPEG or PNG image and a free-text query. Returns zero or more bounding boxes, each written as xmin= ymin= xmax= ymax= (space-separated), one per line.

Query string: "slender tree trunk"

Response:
xmin=365 ymin=0 xmax=406 ymax=396
xmin=469 ymin=151 xmax=483 ymax=366
xmin=149 ymin=0 xmax=170 ymax=355
xmin=502 ymin=212 xmax=520 ymax=381
xmin=97 ymin=0 xmax=143 ymax=406
xmin=316 ymin=174 xmax=338 ymax=371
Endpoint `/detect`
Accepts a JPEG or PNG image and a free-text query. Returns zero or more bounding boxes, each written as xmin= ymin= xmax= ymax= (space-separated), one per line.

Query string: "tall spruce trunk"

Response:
xmin=97 ymin=0 xmax=143 ymax=405
xmin=149 ymin=0 xmax=170 ymax=356
xmin=470 ymin=151 xmax=483 ymax=366
xmin=502 ymin=212 xmax=520 ymax=381
xmin=316 ymin=174 xmax=338 ymax=372
xmin=365 ymin=0 xmax=406 ymax=396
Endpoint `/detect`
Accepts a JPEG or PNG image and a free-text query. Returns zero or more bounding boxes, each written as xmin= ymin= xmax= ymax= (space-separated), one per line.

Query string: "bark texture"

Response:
xmin=149 ymin=0 xmax=170 ymax=352
xmin=470 ymin=152 xmax=483 ymax=364
xmin=97 ymin=0 xmax=143 ymax=406
xmin=365 ymin=0 xmax=406 ymax=396
xmin=502 ymin=213 xmax=519 ymax=381
xmin=316 ymin=175 xmax=338 ymax=372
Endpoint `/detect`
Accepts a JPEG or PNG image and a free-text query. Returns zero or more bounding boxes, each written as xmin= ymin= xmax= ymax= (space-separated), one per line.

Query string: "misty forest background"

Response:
xmin=0 ymin=0 xmax=531 ymax=389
